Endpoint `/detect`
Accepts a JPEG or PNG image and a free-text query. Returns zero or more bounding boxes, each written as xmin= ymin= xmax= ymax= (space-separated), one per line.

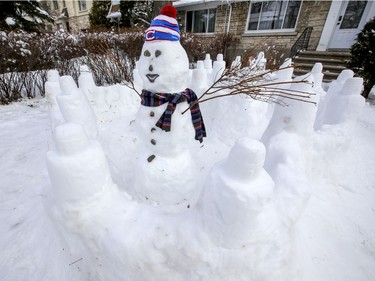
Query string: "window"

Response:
xmin=247 ymin=1 xmax=302 ymax=31
xmin=53 ymin=0 xmax=59 ymax=10
xmin=186 ymin=9 xmax=216 ymax=33
xmin=340 ymin=1 xmax=367 ymax=29
xmin=78 ymin=0 xmax=87 ymax=11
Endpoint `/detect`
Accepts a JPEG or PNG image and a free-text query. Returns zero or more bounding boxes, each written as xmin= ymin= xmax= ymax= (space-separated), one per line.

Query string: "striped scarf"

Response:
xmin=141 ymin=88 xmax=206 ymax=143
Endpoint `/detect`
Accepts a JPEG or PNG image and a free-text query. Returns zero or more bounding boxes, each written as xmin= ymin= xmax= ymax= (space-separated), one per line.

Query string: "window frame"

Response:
xmin=184 ymin=8 xmax=217 ymax=34
xmin=78 ymin=0 xmax=87 ymax=12
xmin=53 ymin=0 xmax=59 ymax=10
xmin=245 ymin=0 xmax=302 ymax=34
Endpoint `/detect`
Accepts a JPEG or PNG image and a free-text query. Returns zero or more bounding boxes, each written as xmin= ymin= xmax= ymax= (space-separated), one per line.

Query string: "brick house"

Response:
xmin=41 ymin=0 xmax=93 ymax=33
xmin=174 ymin=0 xmax=375 ymax=56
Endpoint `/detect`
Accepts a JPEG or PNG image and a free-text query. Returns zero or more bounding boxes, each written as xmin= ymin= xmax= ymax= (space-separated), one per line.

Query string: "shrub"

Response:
xmin=348 ymin=17 xmax=375 ymax=98
xmin=0 ymin=30 xmax=241 ymax=104
xmin=181 ymin=32 xmax=240 ymax=66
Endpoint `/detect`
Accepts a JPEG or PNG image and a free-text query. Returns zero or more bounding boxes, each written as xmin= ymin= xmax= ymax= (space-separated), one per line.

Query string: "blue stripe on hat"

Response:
xmin=145 ymin=30 xmax=180 ymax=42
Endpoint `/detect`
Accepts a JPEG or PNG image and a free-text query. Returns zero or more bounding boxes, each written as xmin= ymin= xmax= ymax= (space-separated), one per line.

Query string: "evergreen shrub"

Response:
xmin=348 ymin=17 xmax=375 ymax=98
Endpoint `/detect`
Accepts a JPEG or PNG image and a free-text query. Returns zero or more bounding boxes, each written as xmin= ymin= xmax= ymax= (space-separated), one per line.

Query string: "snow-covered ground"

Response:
xmin=2 ymin=3 xmax=374 ymax=279
xmin=1 ymin=78 xmax=375 ymax=280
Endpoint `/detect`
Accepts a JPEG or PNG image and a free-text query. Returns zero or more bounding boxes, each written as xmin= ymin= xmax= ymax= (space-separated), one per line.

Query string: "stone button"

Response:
xmin=151 ymin=127 xmax=156 ymax=133
xmin=147 ymin=155 xmax=156 ymax=162
xmin=151 ymin=139 xmax=156 ymax=145
xmin=150 ymin=111 xmax=155 ymax=117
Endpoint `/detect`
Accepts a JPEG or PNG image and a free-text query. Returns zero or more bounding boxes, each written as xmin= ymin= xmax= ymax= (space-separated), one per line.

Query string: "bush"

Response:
xmin=0 ymin=30 xmax=145 ymax=103
xmin=181 ymin=32 xmax=240 ymax=66
xmin=348 ymin=17 xmax=375 ymax=98
xmin=0 ymin=30 xmax=240 ymax=104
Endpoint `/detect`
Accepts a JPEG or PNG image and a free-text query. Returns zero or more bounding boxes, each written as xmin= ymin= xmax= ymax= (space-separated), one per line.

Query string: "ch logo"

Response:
xmin=145 ymin=30 xmax=155 ymax=41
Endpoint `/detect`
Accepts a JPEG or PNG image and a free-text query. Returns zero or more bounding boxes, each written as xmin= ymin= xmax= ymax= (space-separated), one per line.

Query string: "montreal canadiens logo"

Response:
xmin=145 ymin=30 xmax=155 ymax=41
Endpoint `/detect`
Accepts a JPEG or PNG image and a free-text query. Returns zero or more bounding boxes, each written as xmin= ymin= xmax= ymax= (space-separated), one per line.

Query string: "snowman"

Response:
xmin=133 ymin=5 xmax=206 ymax=209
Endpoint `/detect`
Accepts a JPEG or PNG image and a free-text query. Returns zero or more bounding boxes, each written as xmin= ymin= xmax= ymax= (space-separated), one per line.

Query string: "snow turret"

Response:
xmin=78 ymin=65 xmax=97 ymax=100
xmin=203 ymin=137 xmax=274 ymax=247
xmin=47 ymin=123 xmax=112 ymax=204
xmin=314 ymin=69 xmax=355 ymax=130
xmin=57 ymin=75 xmax=98 ymax=140
xmin=261 ymin=73 xmax=316 ymax=224
xmin=45 ymin=70 xmax=65 ymax=129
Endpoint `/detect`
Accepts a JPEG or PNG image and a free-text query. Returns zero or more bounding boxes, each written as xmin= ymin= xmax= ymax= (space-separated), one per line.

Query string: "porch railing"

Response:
xmin=290 ymin=27 xmax=313 ymax=58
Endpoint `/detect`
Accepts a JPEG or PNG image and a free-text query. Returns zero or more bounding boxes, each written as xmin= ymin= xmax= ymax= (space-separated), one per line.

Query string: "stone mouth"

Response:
xmin=146 ymin=74 xmax=159 ymax=83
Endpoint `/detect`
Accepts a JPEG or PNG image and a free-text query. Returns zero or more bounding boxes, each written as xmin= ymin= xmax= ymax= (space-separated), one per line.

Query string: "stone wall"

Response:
xmin=43 ymin=0 xmax=92 ymax=33
xmin=177 ymin=0 xmax=332 ymax=62
xmin=296 ymin=0 xmax=332 ymax=50
xmin=215 ymin=0 xmax=332 ymax=58
xmin=69 ymin=14 xmax=91 ymax=33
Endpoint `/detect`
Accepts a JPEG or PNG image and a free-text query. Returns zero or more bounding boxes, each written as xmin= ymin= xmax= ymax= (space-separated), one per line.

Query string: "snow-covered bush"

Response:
xmin=0 ymin=30 xmax=245 ymax=104
xmin=0 ymin=30 xmax=144 ymax=103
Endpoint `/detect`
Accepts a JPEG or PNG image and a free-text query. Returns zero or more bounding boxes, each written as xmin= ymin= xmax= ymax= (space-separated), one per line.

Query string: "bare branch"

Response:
xmin=181 ymin=64 xmax=315 ymax=115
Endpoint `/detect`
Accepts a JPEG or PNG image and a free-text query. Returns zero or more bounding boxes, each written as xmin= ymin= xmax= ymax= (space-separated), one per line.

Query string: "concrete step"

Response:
xmin=296 ymin=50 xmax=351 ymax=59
xmin=293 ymin=57 xmax=345 ymax=65
xmin=293 ymin=50 xmax=351 ymax=82
xmin=294 ymin=62 xmax=347 ymax=72
xmin=293 ymin=68 xmax=343 ymax=82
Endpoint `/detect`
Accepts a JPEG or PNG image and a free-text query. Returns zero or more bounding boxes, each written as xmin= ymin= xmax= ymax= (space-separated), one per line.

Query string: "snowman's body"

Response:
xmin=134 ymin=40 xmax=202 ymax=208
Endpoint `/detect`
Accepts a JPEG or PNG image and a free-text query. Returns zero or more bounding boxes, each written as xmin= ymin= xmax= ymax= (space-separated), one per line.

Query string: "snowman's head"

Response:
xmin=138 ymin=5 xmax=189 ymax=93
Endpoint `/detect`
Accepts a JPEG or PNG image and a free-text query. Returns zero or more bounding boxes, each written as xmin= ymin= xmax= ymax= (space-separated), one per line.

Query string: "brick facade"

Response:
xmin=176 ymin=0 xmax=332 ymax=59
xmin=42 ymin=0 xmax=92 ymax=33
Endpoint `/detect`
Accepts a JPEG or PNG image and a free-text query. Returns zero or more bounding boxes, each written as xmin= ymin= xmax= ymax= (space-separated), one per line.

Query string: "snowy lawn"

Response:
xmin=1 ymin=94 xmax=375 ymax=280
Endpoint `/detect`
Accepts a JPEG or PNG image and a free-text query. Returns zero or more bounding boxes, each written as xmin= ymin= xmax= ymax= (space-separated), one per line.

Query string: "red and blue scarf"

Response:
xmin=141 ymin=88 xmax=206 ymax=143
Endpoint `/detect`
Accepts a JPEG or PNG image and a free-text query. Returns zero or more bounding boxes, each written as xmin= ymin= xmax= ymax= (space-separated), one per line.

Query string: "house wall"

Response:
xmin=176 ymin=0 xmax=332 ymax=59
xmin=217 ymin=0 xmax=331 ymax=57
xmin=43 ymin=0 xmax=93 ymax=33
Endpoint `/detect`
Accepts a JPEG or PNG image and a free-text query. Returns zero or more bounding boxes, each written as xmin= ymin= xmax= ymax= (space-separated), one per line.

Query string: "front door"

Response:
xmin=329 ymin=0 xmax=371 ymax=49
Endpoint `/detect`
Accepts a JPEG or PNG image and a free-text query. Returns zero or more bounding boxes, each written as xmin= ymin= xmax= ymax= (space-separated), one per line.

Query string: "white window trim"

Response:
xmin=184 ymin=7 xmax=217 ymax=34
xmin=244 ymin=0 xmax=303 ymax=34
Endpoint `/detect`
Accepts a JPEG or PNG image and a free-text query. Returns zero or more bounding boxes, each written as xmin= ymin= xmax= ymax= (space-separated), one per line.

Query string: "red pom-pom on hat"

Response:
xmin=161 ymin=5 xmax=177 ymax=19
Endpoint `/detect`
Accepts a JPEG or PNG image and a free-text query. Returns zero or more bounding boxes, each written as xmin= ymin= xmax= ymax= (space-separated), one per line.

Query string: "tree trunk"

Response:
xmin=152 ymin=1 xmax=173 ymax=18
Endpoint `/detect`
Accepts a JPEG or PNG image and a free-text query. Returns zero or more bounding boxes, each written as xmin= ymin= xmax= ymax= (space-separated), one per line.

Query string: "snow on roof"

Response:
xmin=173 ymin=0 xmax=226 ymax=8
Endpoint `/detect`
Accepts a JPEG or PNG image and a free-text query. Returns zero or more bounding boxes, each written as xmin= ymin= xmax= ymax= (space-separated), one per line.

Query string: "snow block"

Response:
xmin=261 ymin=74 xmax=316 ymax=223
xmin=57 ymin=75 xmax=98 ymax=140
xmin=262 ymin=74 xmax=316 ymax=146
xmin=313 ymin=77 xmax=365 ymax=173
xmin=319 ymin=77 xmax=364 ymax=126
xmin=210 ymin=54 xmax=226 ymax=85
xmin=314 ymin=69 xmax=354 ymax=130
xmin=203 ymin=137 xmax=274 ymax=248
xmin=190 ymin=60 xmax=208 ymax=96
xmin=45 ymin=70 xmax=65 ymax=129
xmin=78 ymin=65 xmax=97 ymax=100
xmin=47 ymin=123 xmax=112 ymax=204
xmin=59 ymin=75 xmax=78 ymax=93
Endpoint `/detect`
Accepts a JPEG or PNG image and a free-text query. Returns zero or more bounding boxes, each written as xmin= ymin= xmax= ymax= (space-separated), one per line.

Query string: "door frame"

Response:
xmin=316 ymin=0 xmax=375 ymax=51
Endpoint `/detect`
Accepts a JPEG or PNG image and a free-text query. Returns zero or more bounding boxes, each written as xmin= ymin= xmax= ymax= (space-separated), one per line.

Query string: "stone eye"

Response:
xmin=144 ymin=50 xmax=151 ymax=57
xmin=155 ymin=50 xmax=161 ymax=57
